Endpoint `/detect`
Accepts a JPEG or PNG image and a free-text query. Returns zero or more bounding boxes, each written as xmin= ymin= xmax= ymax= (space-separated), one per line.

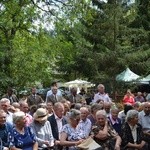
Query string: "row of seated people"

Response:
xmin=0 ymin=97 xmax=150 ymax=150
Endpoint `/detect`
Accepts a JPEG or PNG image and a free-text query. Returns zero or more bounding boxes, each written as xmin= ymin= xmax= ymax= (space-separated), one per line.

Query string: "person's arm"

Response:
xmin=33 ymin=142 xmax=38 ymax=150
xmin=60 ymin=132 xmax=83 ymax=147
xmin=114 ymin=135 xmax=121 ymax=150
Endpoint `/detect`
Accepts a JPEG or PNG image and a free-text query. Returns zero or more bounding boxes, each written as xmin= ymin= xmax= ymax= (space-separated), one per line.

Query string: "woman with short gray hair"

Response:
xmin=60 ymin=109 xmax=86 ymax=150
xmin=121 ymin=110 xmax=148 ymax=150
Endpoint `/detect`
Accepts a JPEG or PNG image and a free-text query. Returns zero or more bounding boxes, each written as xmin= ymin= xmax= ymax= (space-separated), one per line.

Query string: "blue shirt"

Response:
xmin=8 ymin=126 xmax=36 ymax=150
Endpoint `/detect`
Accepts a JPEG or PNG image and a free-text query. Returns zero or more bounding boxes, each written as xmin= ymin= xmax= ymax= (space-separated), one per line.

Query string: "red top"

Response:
xmin=123 ymin=95 xmax=135 ymax=105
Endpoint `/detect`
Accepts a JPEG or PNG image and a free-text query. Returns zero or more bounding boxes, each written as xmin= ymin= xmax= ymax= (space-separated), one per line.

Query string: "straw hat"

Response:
xmin=33 ymin=108 xmax=48 ymax=121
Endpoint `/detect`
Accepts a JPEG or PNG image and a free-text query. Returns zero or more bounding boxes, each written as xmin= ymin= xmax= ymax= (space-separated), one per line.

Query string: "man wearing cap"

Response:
xmin=48 ymin=102 xmax=67 ymax=150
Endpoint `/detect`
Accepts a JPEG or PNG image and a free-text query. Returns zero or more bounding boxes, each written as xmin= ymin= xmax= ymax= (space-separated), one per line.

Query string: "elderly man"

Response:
xmin=93 ymin=84 xmax=111 ymax=103
xmin=77 ymin=107 xmax=92 ymax=138
xmin=67 ymin=87 xmax=83 ymax=104
xmin=27 ymin=87 xmax=44 ymax=107
xmin=138 ymin=102 xmax=150 ymax=148
xmin=48 ymin=102 xmax=67 ymax=150
xmin=0 ymin=98 xmax=13 ymax=124
xmin=19 ymin=101 xmax=33 ymax=126
xmin=0 ymin=109 xmax=13 ymax=150
xmin=46 ymin=86 xmax=63 ymax=104
xmin=134 ymin=92 xmax=145 ymax=103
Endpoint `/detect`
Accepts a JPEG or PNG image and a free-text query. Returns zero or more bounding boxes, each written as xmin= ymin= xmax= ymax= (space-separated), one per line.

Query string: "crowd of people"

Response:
xmin=0 ymin=82 xmax=150 ymax=150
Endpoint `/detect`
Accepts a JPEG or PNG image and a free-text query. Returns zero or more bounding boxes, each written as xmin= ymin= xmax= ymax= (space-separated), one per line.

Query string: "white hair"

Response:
xmin=13 ymin=111 xmax=25 ymax=124
xmin=126 ymin=110 xmax=138 ymax=122
xmin=97 ymin=84 xmax=105 ymax=89
xmin=0 ymin=98 xmax=10 ymax=104
xmin=96 ymin=110 xmax=107 ymax=118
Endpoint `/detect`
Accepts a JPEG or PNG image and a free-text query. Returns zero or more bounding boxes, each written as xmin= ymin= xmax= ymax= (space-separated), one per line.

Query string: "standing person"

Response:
xmin=0 ymin=98 xmax=13 ymax=124
xmin=46 ymin=82 xmax=62 ymax=99
xmin=27 ymin=87 xmax=44 ymax=107
xmin=48 ymin=102 xmax=67 ymax=150
xmin=46 ymin=86 xmax=63 ymax=105
xmin=67 ymin=87 xmax=83 ymax=104
xmin=77 ymin=107 xmax=92 ymax=138
xmin=0 ymin=109 xmax=13 ymax=150
xmin=93 ymin=84 xmax=111 ymax=103
xmin=8 ymin=111 xmax=38 ymax=150
xmin=30 ymin=108 xmax=54 ymax=150
xmin=2 ymin=87 xmax=18 ymax=104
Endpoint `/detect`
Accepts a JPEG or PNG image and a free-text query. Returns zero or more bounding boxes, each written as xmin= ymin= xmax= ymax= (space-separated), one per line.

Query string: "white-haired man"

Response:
xmin=0 ymin=98 xmax=13 ymax=124
xmin=93 ymin=84 xmax=111 ymax=103
xmin=77 ymin=107 xmax=92 ymax=138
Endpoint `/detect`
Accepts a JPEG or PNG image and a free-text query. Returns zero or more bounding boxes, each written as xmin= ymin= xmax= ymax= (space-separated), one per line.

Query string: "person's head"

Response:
xmin=51 ymin=81 xmax=57 ymax=87
xmin=71 ymin=87 xmax=77 ymax=96
xmin=13 ymin=111 xmax=27 ymax=128
xmin=110 ymin=105 xmax=119 ymax=120
xmin=33 ymin=108 xmax=48 ymax=124
xmin=96 ymin=110 xmax=107 ymax=126
xmin=74 ymin=103 xmax=82 ymax=110
xmin=137 ymin=92 xmax=142 ymax=97
xmin=0 ymin=109 xmax=7 ymax=126
xmin=52 ymin=86 xmax=58 ymax=95
xmin=31 ymin=87 xmax=37 ymax=95
xmin=12 ymin=102 xmax=20 ymax=109
xmin=0 ymin=98 xmax=10 ymax=112
xmin=97 ymin=84 xmax=105 ymax=94
xmin=67 ymin=109 xmax=81 ymax=127
xmin=19 ymin=101 xmax=29 ymax=113
xmin=91 ymin=103 xmax=102 ymax=116
xmin=133 ymin=102 xmax=141 ymax=111
xmin=63 ymin=102 xmax=70 ymax=115
xmin=104 ymin=102 xmax=111 ymax=114
xmin=7 ymin=87 xmax=13 ymax=96
xmin=53 ymin=102 xmax=64 ymax=118
xmin=38 ymin=103 xmax=47 ymax=109
xmin=126 ymin=89 xmax=132 ymax=97
xmin=124 ymin=104 xmax=133 ymax=115
xmin=46 ymin=102 xmax=53 ymax=114
xmin=126 ymin=110 xmax=138 ymax=126
xmin=80 ymin=107 xmax=89 ymax=121
xmin=29 ymin=105 xmax=37 ymax=115
xmin=143 ymin=102 xmax=150 ymax=115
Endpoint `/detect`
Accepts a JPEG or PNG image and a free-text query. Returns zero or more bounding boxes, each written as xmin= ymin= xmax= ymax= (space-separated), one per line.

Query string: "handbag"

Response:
xmin=77 ymin=137 xmax=102 ymax=150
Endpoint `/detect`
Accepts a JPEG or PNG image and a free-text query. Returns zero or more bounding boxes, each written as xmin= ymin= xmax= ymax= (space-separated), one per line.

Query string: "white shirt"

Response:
xmin=6 ymin=111 xmax=13 ymax=125
xmin=77 ymin=118 xmax=92 ymax=138
xmin=93 ymin=92 xmax=111 ymax=103
xmin=54 ymin=113 xmax=63 ymax=139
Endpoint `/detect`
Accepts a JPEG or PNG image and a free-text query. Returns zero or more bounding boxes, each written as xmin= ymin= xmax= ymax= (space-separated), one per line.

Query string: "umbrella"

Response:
xmin=116 ymin=68 xmax=140 ymax=82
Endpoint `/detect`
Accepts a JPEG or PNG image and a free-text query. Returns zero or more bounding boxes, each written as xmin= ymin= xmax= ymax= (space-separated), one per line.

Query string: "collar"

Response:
xmin=54 ymin=113 xmax=62 ymax=120
xmin=109 ymin=114 xmax=119 ymax=125
xmin=143 ymin=111 xmax=150 ymax=116
xmin=129 ymin=124 xmax=138 ymax=131
xmin=99 ymin=92 xmax=106 ymax=95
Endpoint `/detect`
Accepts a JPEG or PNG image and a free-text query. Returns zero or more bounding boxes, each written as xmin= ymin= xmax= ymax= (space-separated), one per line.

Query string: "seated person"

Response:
xmin=8 ymin=111 xmax=38 ymax=150
xmin=60 ymin=109 xmax=85 ymax=150
xmin=0 ymin=109 xmax=13 ymax=150
xmin=121 ymin=110 xmax=148 ymax=150
xmin=91 ymin=110 xmax=121 ymax=150
xmin=30 ymin=108 xmax=54 ymax=149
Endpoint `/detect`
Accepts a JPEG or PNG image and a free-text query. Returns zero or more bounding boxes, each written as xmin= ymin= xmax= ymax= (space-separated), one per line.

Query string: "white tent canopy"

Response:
xmin=138 ymin=74 xmax=150 ymax=84
xmin=116 ymin=68 xmax=140 ymax=82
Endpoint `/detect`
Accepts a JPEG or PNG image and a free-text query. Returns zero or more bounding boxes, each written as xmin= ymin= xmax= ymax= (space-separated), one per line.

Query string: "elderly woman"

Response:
xmin=60 ymin=109 xmax=85 ymax=150
xmin=8 ymin=111 xmax=38 ymax=150
xmin=30 ymin=108 xmax=54 ymax=150
xmin=120 ymin=110 xmax=148 ymax=150
xmin=92 ymin=110 xmax=121 ymax=150
xmin=0 ymin=109 xmax=13 ymax=150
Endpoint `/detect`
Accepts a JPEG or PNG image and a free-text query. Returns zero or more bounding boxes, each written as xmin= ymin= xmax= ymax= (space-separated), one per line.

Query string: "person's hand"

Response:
xmin=55 ymin=140 xmax=60 ymax=145
xmin=43 ymin=140 xmax=49 ymax=145
xmin=76 ymin=139 xmax=84 ymax=145
xmin=114 ymin=144 xmax=120 ymax=150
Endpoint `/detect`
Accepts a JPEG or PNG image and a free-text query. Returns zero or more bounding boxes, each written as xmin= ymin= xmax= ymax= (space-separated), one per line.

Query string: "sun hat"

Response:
xmin=33 ymin=108 xmax=48 ymax=121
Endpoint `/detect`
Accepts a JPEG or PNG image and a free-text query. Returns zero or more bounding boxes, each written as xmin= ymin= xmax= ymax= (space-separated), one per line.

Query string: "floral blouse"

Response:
xmin=8 ymin=126 xmax=36 ymax=150
xmin=61 ymin=123 xmax=85 ymax=150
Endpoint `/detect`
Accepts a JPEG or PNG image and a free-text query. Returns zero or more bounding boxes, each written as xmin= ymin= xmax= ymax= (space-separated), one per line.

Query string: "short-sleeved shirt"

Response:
xmin=8 ymin=126 xmax=36 ymax=150
xmin=61 ymin=124 xmax=85 ymax=150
